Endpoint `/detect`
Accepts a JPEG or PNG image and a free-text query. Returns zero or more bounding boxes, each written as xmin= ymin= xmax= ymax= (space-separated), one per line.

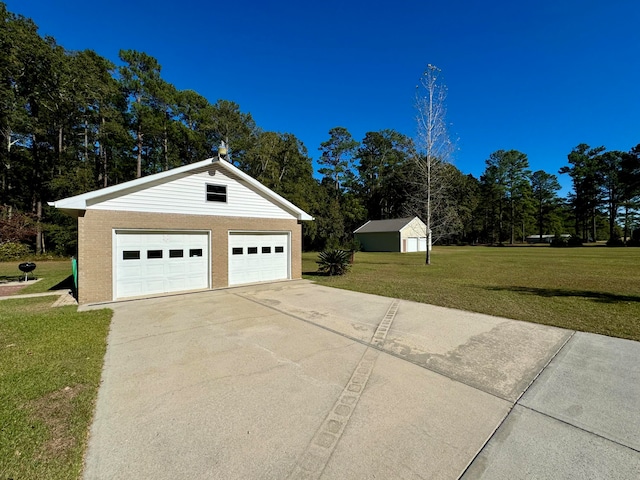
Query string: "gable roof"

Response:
xmin=50 ymin=157 xmax=313 ymax=221
xmin=354 ymin=217 xmax=424 ymax=234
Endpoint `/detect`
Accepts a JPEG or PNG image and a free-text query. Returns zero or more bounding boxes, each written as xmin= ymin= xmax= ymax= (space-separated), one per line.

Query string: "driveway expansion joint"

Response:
xmin=517 ymin=404 xmax=640 ymax=454
xmin=287 ymin=298 xmax=400 ymax=479
xmin=234 ymin=292 xmax=520 ymax=403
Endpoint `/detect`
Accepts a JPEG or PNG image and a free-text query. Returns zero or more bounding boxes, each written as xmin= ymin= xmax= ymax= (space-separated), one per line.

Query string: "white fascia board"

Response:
xmin=214 ymin=159 xmax=313 ymax=221
xmin=353 ymin=220 xmax=372 ymax=234
xmin=51 ymin=158 xmax=214 ymax=210
xmin=51 ymin=157 xmax=314 ymax=221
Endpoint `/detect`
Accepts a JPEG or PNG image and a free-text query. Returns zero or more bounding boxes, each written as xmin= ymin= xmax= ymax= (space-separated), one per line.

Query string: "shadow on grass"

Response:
xmin=302 ymin=271 xmax=329 ymax=277
xmin=487 ymin=286 xmax=640 ymax=304
xmin=49 ymin=274 xmax=77 ymax=299
xmin=0 ymin=275 xmax=22 ymax=283
xmin=49 ymin=274 xmax=74 ymax=291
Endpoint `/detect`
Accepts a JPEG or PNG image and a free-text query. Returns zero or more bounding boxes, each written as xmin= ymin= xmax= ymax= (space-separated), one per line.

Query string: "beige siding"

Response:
xmin=77 ymin=210 xmax=301 ymax=304
xmin=89 ymin=167 xmax=296 ymax=220
xmin=399 ymin=218 xmax=427 ymax=246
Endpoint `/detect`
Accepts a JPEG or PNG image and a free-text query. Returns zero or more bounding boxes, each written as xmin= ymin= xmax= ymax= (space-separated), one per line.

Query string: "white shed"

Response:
xmin=354 ymin=217 xmax=429 ymax=253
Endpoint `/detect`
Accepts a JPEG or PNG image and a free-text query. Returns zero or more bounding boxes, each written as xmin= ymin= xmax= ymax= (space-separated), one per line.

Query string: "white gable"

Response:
xmin=87 ymin=164 xmax=296 ymax=220
xmin=399 ymin=217 xmax=428 ymax=237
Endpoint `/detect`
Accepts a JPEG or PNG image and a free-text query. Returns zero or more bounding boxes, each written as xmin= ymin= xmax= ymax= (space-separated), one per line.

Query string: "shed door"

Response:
xmin=229 ymin=232 xmax=289 ymax=285
xmin=115 ymin=231 xmax=209 ymax=299
xmin=407 ymin=237 xmax=419 ymax=252
xmin=418 ymin=237 xmax=427 ymax=251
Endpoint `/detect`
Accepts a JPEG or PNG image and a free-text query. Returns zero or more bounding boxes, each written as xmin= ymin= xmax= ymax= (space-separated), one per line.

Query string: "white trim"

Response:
xmin=52 ymin=157 xmax=313 ymax=221
xmin=112 ymin=228 xmax=211 ymax=300
xmin=353 ymin=220 xmax=372 ymax=234
xmin=228 ymin=230 xmax=291 ymax=284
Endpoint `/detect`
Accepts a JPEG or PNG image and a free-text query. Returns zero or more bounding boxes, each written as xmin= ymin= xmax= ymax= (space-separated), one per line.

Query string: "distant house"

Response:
xmin=354 ymin=217 xmax=428 ymax=253
xmin=526 ymin=234 xmax=570 ymax=244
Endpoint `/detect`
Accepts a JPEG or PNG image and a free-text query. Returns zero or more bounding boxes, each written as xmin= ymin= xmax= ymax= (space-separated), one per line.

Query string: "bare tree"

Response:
xmin=413 ymin=64 xmax=455 ymax=264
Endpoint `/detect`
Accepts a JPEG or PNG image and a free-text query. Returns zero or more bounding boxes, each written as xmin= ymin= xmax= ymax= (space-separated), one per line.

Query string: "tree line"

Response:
xmin=1 ymin=3 xmax=639 ymax=257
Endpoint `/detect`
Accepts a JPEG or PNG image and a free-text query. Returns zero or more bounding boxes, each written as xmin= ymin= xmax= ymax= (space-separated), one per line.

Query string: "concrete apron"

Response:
xmin=83 ymin=281 xmax=639 ymax=479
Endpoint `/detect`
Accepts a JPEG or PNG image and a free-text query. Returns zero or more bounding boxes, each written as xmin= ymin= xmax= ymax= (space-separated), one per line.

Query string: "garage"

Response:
xmin=228 ymin=232 xmax=289 ymax=285
xmin=114 ymin=231 xmax=210 ymax=299
xmin=52 ymin=157 xmax=312 ymax=304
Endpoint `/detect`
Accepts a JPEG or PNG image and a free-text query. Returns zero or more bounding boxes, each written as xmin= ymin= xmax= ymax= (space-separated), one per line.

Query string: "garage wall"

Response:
xmin=77 ymin=209 xmax=301 ymax=304
xmin=354 ymin=232 xmax=400 ymax=252
xmin=400 ymin=218 xmax=428 ymax=252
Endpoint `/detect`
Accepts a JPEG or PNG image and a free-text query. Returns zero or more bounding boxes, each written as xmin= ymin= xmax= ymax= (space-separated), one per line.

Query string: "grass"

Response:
xmin=0 ymin=290 xmax=111 ymax=479
xmin=303 ymin=246 xmax=640 ymax=342
xmin=0 ymin=260 xmax=74 ymax=294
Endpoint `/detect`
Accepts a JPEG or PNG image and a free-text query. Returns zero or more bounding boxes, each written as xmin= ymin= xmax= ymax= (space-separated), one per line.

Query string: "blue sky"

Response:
xmin=6 ymin=0 xmax=640 ymax=193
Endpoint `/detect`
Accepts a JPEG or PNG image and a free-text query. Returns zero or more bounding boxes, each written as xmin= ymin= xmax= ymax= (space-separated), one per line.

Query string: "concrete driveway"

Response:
xmin=82 ymin=281 xmax=640 ymax=479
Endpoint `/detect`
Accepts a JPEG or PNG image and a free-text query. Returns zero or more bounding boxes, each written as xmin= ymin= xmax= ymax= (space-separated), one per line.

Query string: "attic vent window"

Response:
xmin=206 ymin=184 xmax=227 ymax=203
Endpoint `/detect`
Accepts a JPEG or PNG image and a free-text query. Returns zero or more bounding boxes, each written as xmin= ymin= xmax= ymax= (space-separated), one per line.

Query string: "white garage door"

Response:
xmin=418 ymin=237 xmax=427 ymax=251
xmin=407 ymin=237 xmax=419 ymax=252
xmin=229 ymin=232 xmax=289 ymax=285
xmin=115 ymin=231 xmax=209 ymax=299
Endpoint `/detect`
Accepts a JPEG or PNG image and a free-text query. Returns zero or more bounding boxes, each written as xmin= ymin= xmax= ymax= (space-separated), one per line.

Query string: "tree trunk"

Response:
xmin=99 ymin=116 xmax=108 ymax=187
xmin=538 ymin=198 xmax=544 ymax=239
xmin=35 ymin=199 xmax=43 ymax=255
xmin=425 ymin=160 xmax=431 ymax=265
xmin=623 ymin=205 xmax=629 ymax=243
xmin=163 ymin=117 xmax=169 ymax=171
xmin=136 ymin=122 xmax=143 ymax=178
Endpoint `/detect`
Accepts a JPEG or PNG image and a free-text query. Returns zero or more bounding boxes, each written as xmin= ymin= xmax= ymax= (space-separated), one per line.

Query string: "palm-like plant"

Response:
xmin=317 ymin=249 xmax=351 ymax=276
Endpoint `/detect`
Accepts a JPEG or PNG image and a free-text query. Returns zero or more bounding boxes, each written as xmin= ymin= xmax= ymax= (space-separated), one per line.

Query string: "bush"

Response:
xmin=606 ymin=236 xmax=625 ymax=247
xmin=550 ymin=235 xmax=568 ymax=248
xmin=317 ymin=249 xmax=351 ymax=276
xmin=0 ymin=242 xmax=32 ymax=261
xmin=567 ymin=236 xmax=584 ymax=247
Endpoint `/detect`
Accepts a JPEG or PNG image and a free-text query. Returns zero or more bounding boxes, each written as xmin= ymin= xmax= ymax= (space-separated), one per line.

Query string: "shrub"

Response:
xmin=0 ymin=242 xmax=32 ymax=261
xmin=567 ymin=236 xmax=584 ymax=247
xmin=606 ymin=236 xmax=625 ymax=247
xmin=550 ymin=235 xmax=568 ymax=248
xmin=317 ymin=249 xmax=351 ymax=276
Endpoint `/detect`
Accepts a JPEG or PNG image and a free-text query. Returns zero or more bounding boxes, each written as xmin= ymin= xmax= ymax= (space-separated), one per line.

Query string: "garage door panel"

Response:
xmin=229 ymin=233 xmax=289 ymax=285
xmin=407 ymin=237 xmax=419 ymax=252
xmin=115 ymin=232 xmax=209 ymax=299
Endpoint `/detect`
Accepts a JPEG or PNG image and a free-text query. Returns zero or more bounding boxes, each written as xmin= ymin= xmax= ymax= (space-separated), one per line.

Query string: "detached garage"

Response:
xmin=354 ymin=217 xmax=429 ymax=253
xmin=51 ymin=156 xmax=312 ymax=304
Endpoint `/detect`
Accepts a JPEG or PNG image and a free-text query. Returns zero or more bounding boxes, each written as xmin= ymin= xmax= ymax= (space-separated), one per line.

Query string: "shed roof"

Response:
xmin=50 ymin=157 xmax=313 ymax=221
xmin=354 ymin=217 xmax=422 ymax=234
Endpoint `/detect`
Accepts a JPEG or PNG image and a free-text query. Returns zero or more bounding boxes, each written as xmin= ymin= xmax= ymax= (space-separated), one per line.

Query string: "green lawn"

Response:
xmin=303 ymin=246 xmax=640 ymax=341
xmin=0 ymin=266 xmax=111 ymax=479
xmin=0 ymin=259 xmax=74 ymax=295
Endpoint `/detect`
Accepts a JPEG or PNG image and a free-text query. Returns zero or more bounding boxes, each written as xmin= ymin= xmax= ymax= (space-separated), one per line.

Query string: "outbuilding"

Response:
xmin=51 ymin=156 xmax=313 ymax=304
xmin=354 ymin=217 xmax=428 ymax=253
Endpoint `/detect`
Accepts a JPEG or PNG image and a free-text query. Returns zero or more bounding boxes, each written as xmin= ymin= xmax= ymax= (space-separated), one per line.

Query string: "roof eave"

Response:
xmin=50 ymin=157 xmax=314 ymax=222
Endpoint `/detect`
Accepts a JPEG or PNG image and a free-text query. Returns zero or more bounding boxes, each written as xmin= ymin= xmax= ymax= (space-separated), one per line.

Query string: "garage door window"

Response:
xmin=147 ymin=250 xmax=163 ymax=259
xmin=232 ymin=247 xmax=243 ymax=255
xmin=262 ymin=246 xmax=271 ymax=254
xmin=123 ymin=250 xmax=140 ymax=260
xmin=189 ymin=249 xmax=203 ymax=257
xmin=275 ymin=246 xmax=284 ymax=253
xmin=169 ymin=249 xmax=183 ymax=258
